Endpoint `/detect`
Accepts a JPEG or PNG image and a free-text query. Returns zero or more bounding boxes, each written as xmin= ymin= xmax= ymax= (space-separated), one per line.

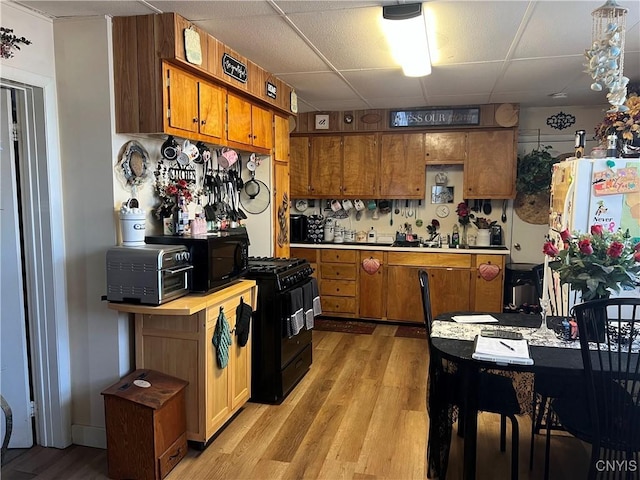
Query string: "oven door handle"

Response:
xmin=164 ymin=265 xmax=194 ymax=274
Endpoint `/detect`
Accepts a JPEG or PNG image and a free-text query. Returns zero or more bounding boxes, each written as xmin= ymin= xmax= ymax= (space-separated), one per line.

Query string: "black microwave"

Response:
xmin=145 ymin=229 xmax=249 ymax=293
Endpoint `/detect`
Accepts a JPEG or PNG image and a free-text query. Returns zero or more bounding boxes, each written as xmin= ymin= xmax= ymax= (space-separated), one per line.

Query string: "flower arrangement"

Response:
xmin=153 ymin=174 xmax=197 ymax=220
xmin=456 ymin=202 xmax=473 ymax=226
xmin=543 ymin=225 xmax=640 ymax=301
xmin=426 ymin=219 xmax=440 ymax=237
xmin=0 ymin=27 xmax=31 ymax=59
xmin=473 ymin=217 xmax=496 ymax=230
xmin=594 ymin=92 xmax=640 ymax=145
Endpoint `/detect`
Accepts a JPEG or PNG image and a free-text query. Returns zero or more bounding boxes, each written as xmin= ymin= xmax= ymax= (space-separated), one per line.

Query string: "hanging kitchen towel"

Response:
xmin=287 ymin=287 xmax=304 ymax=338
xmin=235 ymin=297 xmax=252 ymax=347
xmin=311 ymin=278 xmax=322 ymax=318
xmin=302 ymin=280 xmax=314 ymax=329
xmin=212 ymin=306 xmax=232 ymax=368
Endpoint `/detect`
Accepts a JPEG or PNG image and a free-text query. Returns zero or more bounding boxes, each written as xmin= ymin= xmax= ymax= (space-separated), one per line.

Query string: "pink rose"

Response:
xmin=634 ymin=250 xmax=640 ymax=263
xmin=560 ymin=230 xmax=571 ymax=242
xmin=607 ymin=241 xmax=624 ymax=258
xmin=543 ymin=241 xmax=559 ymax=257
xmin=591 ymin=224 xmax=604 ymax=236
xmin=634 ymin=243 xmax=640 ymax=253
xmin=578 ymin=238 xmax=593 ymax=255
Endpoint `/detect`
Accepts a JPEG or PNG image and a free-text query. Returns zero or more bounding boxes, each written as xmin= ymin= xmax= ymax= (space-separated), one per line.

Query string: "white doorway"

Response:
xmin=1 ymin=86 xmax=34 ymax=455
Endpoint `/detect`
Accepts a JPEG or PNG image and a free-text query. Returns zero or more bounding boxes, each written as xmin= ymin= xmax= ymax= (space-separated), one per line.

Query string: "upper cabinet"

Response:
xmin=290 ymin=136 xmax=310 ymax=197
xmin=309 ymin=136 xmax=343 ymax=197
xmin=164 ymin=64 xmax=225 ymax=143
xmin=424 ymin=132 xmax=467 ymax=165
xmin=465 ymin=130 xmax=517 ymax=199
xmin=379 ymin=133 xmax=425 ymax=198
xmin=342 ymin=134 xmax=378 ymax=198
xmin=274 ymin=115 xmax=290 ymax=163
xmin=227 ymin=93 xmax=273 ymax=150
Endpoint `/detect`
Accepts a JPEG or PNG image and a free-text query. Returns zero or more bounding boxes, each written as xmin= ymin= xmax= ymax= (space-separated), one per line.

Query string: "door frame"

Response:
xmin=1 ymin=70 xmax=72 ymax=448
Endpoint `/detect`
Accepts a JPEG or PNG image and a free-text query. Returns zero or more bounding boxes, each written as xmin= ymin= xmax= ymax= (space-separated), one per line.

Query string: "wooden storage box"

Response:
xmin=101 ymin=369 xmax=188 ymax=480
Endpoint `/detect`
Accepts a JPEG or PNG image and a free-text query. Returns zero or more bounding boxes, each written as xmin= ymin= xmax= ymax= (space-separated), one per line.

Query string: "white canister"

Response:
xmin=323 ymin=225 xmax=334 ymax=242
xmin=334 ymin=226 xmax=344 ymax=243
xmin=119 ymin=202 xmax=146 ymax=246
xmin=476 ymin=229 xmax=491 ymax=246
xmin=344 ymin=230 xmax=355 ymax=242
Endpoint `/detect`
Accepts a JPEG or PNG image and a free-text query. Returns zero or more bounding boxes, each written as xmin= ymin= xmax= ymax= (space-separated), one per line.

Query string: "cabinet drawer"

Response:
xmin=387 ymin=251 xmax=471 ymax=268
xmin=320 ymin=249 xmax=357 ymax=263
xmin=320 ymin=264 xmax=356 ymax=280
xmin=291 ymin=248 xmax=318 ymax=264
xmin=321 ymin=296 xmax=357 ymax=314
xmin=158 ymin=433 xmax=187 ymax=479
xmin=320 ymin=279 xmax=356 ymax=297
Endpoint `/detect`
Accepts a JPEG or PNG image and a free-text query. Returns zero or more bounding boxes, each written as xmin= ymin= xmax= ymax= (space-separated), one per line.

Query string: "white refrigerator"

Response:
xmin=544 ymin=156 xmax=639 ymax=312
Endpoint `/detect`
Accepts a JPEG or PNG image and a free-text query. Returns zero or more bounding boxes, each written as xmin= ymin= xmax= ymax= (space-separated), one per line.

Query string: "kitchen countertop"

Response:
xmin=290 ymin=243 xmax=510 ymax=255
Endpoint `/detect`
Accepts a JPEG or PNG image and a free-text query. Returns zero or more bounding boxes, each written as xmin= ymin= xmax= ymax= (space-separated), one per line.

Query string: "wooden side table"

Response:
xmin=101 ymin=369 xmax=188 ymax=480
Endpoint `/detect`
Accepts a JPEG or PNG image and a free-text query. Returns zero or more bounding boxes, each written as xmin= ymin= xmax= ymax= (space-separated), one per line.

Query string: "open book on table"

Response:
xmin=472 ymin=335 xmax=533 ymax=366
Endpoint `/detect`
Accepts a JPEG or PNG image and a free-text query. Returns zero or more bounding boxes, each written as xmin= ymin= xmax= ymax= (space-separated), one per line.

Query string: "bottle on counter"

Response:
xmin=574 ymin=130 xmax=586 ymax=158
xmin=174 ymin=192 xmax=189 ymax=236
xmin=451 ymin=224 xmax=460 ymax=246
xmin=606 ymin=134 xmax=618 ymax=158
xmin=367 ymin=227 xmax=377 ymax=243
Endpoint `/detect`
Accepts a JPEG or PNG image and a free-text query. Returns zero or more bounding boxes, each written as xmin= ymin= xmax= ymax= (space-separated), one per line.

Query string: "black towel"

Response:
xmin=302 ymin=280 xmax=314 ymax=329
xmin=235 ymin=297 xmax=252 ymax=347
xmin=287 ymin=287 xmax=304 ymax=337
xmin=311 ymin=277 xmax=322 ymax=318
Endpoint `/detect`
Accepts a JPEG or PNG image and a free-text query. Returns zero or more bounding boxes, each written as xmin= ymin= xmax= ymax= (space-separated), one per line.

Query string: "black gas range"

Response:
xmin=244 ymin=256 xmax=315 ymax=404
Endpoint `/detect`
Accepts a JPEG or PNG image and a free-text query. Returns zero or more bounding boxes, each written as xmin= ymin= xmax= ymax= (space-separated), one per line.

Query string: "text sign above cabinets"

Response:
xmin=390 ymin=107 xmax=480 ymax=128
xmin=222 ymin=53 xmax=248 ymax=83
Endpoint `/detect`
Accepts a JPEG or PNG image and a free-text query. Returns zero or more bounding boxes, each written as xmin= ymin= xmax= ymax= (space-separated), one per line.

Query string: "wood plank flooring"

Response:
xmin=2 ymin=324 xmax=591 ymax=479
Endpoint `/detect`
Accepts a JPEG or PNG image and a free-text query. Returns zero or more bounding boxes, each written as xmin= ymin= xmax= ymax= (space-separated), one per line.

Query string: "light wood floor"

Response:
xmin=2 ymin=324 xmax=590 ymax=479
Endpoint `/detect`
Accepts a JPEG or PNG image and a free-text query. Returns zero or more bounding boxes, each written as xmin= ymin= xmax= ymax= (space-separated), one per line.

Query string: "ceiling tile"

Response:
xmin=424 ymin=63 xmax=504 ymax=96
xmin=341 ymin=69 xmax=424 ymax=99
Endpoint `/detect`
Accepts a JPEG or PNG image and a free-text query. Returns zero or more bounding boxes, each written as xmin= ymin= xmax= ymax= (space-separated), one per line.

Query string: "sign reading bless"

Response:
xmin=390 ymin=107 xmax=480 ymax=128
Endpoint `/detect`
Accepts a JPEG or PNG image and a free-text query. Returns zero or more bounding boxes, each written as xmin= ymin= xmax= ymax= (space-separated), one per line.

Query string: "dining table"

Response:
xmin=428 ymin=311 xmax=587 ymax=480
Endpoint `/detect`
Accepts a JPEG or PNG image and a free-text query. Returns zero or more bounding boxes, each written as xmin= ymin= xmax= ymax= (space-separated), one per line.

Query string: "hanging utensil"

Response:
xmin=501 ymin=199 xmax=508 ymax=223
xmin=482 ymin=199 xmax=492 ymax=215
xmin=394 ymin=200 xmax=400 ymax=215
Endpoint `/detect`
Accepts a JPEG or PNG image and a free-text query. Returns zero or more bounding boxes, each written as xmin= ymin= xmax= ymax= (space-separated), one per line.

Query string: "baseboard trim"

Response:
xmin=71 ymin=424 xmax=106 ymax=449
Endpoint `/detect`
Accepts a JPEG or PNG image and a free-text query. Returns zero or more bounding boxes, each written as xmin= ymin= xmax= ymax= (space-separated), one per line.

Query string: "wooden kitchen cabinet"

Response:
xmin=359 ymin=251 xmax=385 ymax=320
xmin=379 ymin=133 xmax=426 ymax=198
xmin=290 ymin=136 xmax=310 ymax=197
xmin=425 ymin=132 xmax=467 ymax=165
xmin=109 ymin=281 xmax=257 ymax=446
xmin=164 ymin=63 xmax=226 ymax=143
xmin=465 ymin=129 xmax=517 ymax=198
xmin=342 ymin=134 xmax=379 ymax=197
xmin=309 ymin=136 xmax=343 ymax=197
xmin=274 ymin=114 xmax=290 ymax=162
xmin=227 ymin=92 xmax=273 ymax=151
xmin=471 ymin=254 xmax=505 ymax=312
xmin=291 ymin=247 xmax=318 ymax=278
xmin=319 ymin=249 xmax=358 ymax=317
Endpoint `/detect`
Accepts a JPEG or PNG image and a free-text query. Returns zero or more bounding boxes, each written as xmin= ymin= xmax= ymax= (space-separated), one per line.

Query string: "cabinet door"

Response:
xmin=227 ymin=92 xmax=252 ymax=145
xmin=274 ymin=114 xmax=290 ymax=163
xmin=359 ymin=251 xmax=385 ymax=320
xmin=428 ymin=268 xmax=471 ymax=318
xmin=309 ymin=136 xmax=342 ymax=197
xmin=290 ymin=136 xmax=310 ymax=197
xmin=230 ymin=307 xmax=251 ymax=409
xmin=379 ymin=133 xmax=425 ymax=198
xmin=166 ymin=66 xmax=199 ymax=134
xmin=386 ymin=265 xmax=424 ymax=323
xmin=465 ymin=130 xmax=516 ymax=198
xmin=273 ymin=161 xmax=290 ymax=258
xmin=342 ymin=134 xmax=378 ymax=198
xmin=251 ymin=104 xmax=273 ymax=149
xmin=473 ymin=255 xmax=505 ymax=313
xmin=198 ymin=81 xmax=225 ymax=141
xmin=206 ymin=320 xmax=231 ymax=436
xmin=425 ymin=132 xmax=467 ymax=164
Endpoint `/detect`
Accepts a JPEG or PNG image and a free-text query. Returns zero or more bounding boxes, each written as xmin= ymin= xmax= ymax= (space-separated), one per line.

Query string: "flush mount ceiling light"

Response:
xmin=585 ymin=0 xmax=629 ymax=112
xmin=382 ymin=3 xmax=432 ymax=77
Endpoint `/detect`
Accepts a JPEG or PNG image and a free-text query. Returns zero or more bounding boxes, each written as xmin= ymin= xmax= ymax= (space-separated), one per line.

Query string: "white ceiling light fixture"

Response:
xmin=382 ymin=3 xmax=432 ymax=78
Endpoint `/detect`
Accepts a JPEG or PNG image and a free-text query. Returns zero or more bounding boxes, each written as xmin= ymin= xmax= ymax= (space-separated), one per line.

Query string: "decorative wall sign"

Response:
xmin=546 ymin=111 xmax=576 ymax=130
xmin=222 ymin=53 xmax=247 ymax=83
xmin=184 ymin=27 xmax=202 ymax=65
xmin=266 ymin=81 xmax=277 ymax=99
xmin=390 ymin=107 xmax=480 ymax=128
xmin=168 ymin=165 xmax=197 ymax=184
xmin=290 ymin=90 xmax=298 ymax=114
xmin=593 ymin=167 xmax=639 ymax=196
xmin=315 ymin=114 xmax=329 ymax=130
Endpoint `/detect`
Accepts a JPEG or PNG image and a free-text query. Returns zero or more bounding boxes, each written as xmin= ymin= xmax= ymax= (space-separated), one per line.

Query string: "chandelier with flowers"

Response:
xmin=585 ymin=0 xmax=629 ymax=112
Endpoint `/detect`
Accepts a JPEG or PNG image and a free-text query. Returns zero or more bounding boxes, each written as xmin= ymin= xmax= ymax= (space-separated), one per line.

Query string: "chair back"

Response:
xmin=571 ymin=298 xmax=640 ymax=451
xmin=418 ymin=269 xmax=433 ymax=344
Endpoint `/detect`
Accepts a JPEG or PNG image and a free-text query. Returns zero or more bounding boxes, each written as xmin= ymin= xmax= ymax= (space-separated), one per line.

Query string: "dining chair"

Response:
xmin=419 ymin=270 xmax=521 ymax=480
xmin=546 ymin=297 xmax=640 ymax=480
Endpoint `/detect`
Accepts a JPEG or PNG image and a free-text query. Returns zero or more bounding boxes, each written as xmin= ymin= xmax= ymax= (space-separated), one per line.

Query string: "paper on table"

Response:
xmin=472 ymin=335 xmax=533 ymax=365
xmin=452 ymin=314 xmax=499 ymax=323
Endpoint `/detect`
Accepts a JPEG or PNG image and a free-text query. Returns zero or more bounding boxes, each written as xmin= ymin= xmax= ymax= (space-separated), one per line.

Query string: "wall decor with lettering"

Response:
xmin=315 ymin=114 xmax=329 ymax=130
xmin=546 ymin=111 xmax=576 ymax=130
xmin=222 ymin=53 xmax=248 ymax=83
xmin=390 ymin=107 xmax=480 ymax=128
xmin=266 ymin=81 xmax=277 ymax=99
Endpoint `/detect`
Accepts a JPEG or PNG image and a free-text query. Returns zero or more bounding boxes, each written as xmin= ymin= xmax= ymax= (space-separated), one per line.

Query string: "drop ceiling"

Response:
xmin=11 ymin=0 xmax=640 ymax=113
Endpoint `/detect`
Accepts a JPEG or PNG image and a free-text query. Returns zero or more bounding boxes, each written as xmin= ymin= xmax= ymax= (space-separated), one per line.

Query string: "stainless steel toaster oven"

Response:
xmin=106 ymin=244 xmax=192 ymax=305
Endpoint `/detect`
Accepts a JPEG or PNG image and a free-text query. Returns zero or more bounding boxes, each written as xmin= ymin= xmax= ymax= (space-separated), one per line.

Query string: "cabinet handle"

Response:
xmin=253 ymin=135 xmax=257 ymax=139
xmin=201 ymin=119 xmax=206 ymax=125
xmin=193 ymin=117 xmax=198 ymax=123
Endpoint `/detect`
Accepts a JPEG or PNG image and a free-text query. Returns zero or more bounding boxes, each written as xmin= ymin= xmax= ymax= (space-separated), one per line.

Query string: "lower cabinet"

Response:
xmin=292 ymin=247 xmax=505 ymax=323
xmin=110 ymin=280 xmax=257 ymax=446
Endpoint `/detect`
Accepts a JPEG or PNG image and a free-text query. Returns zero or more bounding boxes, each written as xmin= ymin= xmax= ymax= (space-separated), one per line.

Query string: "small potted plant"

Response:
xmin=473 ymin=217 xmax=495 ymax=246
